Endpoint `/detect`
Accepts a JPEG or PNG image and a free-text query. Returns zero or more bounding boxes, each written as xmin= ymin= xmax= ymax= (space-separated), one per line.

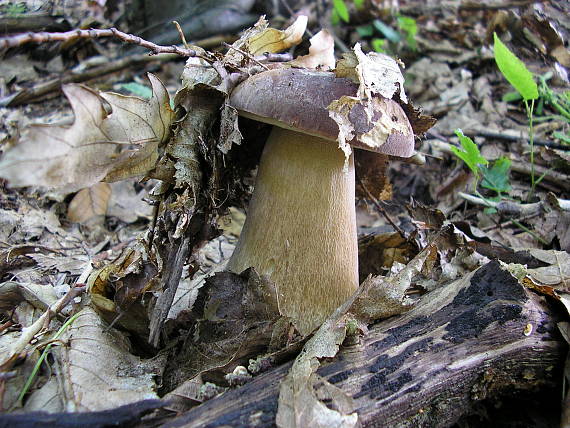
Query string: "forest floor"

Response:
xmin=0 ymin=0 xmax=569 ymax=427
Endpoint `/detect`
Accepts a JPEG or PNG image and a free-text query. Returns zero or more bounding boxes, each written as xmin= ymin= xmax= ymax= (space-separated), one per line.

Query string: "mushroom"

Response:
xmin=227 ymin=68 xmax=414 ymax=335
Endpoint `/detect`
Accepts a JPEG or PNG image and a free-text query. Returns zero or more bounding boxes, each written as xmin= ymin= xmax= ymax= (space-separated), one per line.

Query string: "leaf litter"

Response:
xmin=0 ymin=4 xmax=569 ymax=427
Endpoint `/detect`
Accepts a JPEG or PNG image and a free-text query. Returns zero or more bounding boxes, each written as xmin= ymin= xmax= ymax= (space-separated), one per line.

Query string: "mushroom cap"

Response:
xmin=229 ymin=68 xmax=415 ymax=157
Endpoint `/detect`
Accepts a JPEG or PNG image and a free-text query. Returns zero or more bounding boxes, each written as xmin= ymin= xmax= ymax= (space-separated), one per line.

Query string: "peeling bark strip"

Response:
xmin=162 ymin=262 xmax=564 ymax=427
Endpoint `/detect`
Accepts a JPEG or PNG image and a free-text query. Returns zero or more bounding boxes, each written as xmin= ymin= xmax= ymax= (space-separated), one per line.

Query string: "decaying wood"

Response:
xmin=161 ymin=261 xmax=565 ymax=427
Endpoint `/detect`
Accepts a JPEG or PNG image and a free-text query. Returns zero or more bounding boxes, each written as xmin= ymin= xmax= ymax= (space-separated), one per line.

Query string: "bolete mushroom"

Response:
xmin=227 ymin=68 xmax=414 ymax=335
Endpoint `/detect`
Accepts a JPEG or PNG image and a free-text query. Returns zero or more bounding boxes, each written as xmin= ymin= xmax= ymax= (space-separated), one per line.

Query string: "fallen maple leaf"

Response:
xmin=0 ymin=73 xmax=174 ymax=191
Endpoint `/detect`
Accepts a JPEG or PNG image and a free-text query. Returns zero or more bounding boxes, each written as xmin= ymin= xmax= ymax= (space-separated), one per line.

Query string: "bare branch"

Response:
xmin=0 ymin=27 xmax=212 ymax=59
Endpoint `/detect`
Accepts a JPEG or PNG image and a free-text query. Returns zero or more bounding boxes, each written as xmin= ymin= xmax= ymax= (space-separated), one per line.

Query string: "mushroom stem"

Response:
xmin=227 ymin=127 xmax=358 ymax=335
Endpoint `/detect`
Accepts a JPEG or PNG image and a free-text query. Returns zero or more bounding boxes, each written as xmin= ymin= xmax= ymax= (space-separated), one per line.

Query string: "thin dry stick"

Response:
xmin=0 ymin=27 xmax=211 ymax=59
xmin=1 ymin=52 xmax=174 ymax=106
xmin=171 ymin=21 xmax=190 ymax=49
xmin=358 ymin=179 xmax=407 ymax=240
xmin=0 ymin=34 xmax=234 ymax=106
xmin=222 ymin=42 xmax=269 ymax=70
xmin=6 ymin=284 xmax=86 ymax=363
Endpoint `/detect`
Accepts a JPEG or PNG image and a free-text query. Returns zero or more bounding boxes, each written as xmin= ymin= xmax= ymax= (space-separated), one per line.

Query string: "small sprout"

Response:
xmin=333 ymin=0 xmax=350 ymax=23
xmin=450 ymin=129 xmax=488 ymax=184
xmin=493 ymin=33 xmax=538 ymax=102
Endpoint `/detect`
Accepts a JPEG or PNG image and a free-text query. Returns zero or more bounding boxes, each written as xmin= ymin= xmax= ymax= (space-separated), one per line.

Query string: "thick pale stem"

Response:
xmin=227 ymin=127 xmax=358 ymax=335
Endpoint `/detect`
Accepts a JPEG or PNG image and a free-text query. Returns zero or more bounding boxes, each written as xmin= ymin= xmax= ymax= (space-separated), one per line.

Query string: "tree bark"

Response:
xmin=161 ymin=261 xmax=566 ymax=428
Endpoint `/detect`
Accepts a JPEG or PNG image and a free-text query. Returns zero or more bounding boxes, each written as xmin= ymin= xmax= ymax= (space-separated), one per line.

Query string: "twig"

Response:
xmin=5 ymin=283 xmax=85 ymax=366
xmin=459 ymin=192 xmax=570 ymax=215
xmin=171 ymin=21 xmax=189 ymax=49
xmin=0 ymin=35 xmax=233 ymax=107
xmin=255 ymin=52 xmax=293 ymax=62
xmin=358 ymin=179 xmax=407 ymax=240
xmin=0 ymin=27 xmax=211 ymax=59
xmin=458 ymin=193 xmax=549 ymax=245
xmin=0 ymin=52 xmax=174 ymax=106
xmin=222 ymin=42 xmax=269 ymax=70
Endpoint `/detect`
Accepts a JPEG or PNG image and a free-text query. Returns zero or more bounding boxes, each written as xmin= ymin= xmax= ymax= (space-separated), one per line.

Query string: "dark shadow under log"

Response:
xmin=163 ymin=261 xmax=566 ymax=428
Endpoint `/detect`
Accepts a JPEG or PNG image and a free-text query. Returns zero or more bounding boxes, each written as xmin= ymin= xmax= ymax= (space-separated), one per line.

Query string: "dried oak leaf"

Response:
xmin=0 ymin=73 xmax=173 ymax=191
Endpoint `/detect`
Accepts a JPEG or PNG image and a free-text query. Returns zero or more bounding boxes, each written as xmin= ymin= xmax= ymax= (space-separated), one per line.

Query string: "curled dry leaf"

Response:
xmin=512 ymin=250 xmax=570 ymax=316
xmin=0 ymin=74 xmax=174 ymax=191
xmin=290 ymin=30 xmax=336 ymax=71
xmin=58 ymin=307 xmax=160 ymax=411
xmin=67 ymin=182 xmax=112 ymax=223
xmin=335 ymin=44 xmax=407 ymax=102
xmin=276 ymin=313 xmax=358 ymax=428
xmin=246 ymin=15 xmax=307 ymax=55
xmin=327 ymin=44 xmax=414 ymax=161
xmin=328 ymin=96 xmax=413 ymax=159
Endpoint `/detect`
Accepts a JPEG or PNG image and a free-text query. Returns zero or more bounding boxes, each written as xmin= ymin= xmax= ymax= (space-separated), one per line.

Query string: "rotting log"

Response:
xmin=161 ymin=261 xmax=566 ymax=428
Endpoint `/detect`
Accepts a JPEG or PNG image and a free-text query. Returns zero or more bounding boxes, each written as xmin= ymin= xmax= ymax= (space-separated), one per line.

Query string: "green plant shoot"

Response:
xmin=450 ymin=129 xmax=488 ymax=184
xmin=481 ymin=157 xmax=512 ymax=196
xmin=371 ymin=38 xmax=386 ymax=53
xmin=333 ymin=0 xmax=350 ymax=23
xmin=397 ymin=16 xmax=418 ymax=51
xmin=372 ymin=20 xmax=401 ymax=43
xmin=494 ymin=32 xmax=539 ymax=199
xmin=493 ymin=33 xmax=538 ymax=101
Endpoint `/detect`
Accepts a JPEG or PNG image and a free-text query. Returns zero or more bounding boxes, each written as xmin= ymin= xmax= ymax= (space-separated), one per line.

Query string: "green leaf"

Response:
xmin=371 ymin=38 xmax=386 ymax=53
xmin=481 ymin=157 xmax=512 ymax=195
xmin=397 ymin=15 xmax=417 ymax=50
xmin=372 ymin=20 xmax=401 ymax=43
xmin=4 ymin=2 xmax=26 ymax=16
xmin=493 ymin=33 xmax=538 ymax=101
xmin=330 ymin=8 xmax=340 ymax=26
xmin=356 ymin=25 xmax=375 ymax=38
xmin=553 ymin=131 xmax=570 ymax=144
xmin=333 ymin=0 xmax=350 ymax=23
xmin=450 ymin=129 xmax=488 ymax=181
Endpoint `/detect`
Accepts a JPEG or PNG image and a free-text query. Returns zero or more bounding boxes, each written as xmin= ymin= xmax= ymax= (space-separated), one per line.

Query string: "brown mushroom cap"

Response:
xmin=229 ymin=68 xmax=415 ymax=157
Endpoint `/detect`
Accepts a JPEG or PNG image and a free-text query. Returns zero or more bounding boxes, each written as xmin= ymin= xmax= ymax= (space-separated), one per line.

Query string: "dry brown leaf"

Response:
xmin=507 ymin=250 xmax=570 ymax=316
xmin=327 ymin=45 xmax=412 ymax=161
xmin=59 ymin=307 xmax=160 ymax=411
xmin=328 ymin=96 xmax=412 ymax=160
xmin=67 ymin=182 xmax=112 ymax=223
xmin=246 ymin=15 xmax=307 ymax=55
xmin=276 ymin=313 xmax=357 ymax=428
xmin=0 ymin=74 xmax=173 ymax=191
xmin=290 ymin=30 xmax=336 ymax=71
xmin=335 ymin=43 xmax=407 ymax=103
